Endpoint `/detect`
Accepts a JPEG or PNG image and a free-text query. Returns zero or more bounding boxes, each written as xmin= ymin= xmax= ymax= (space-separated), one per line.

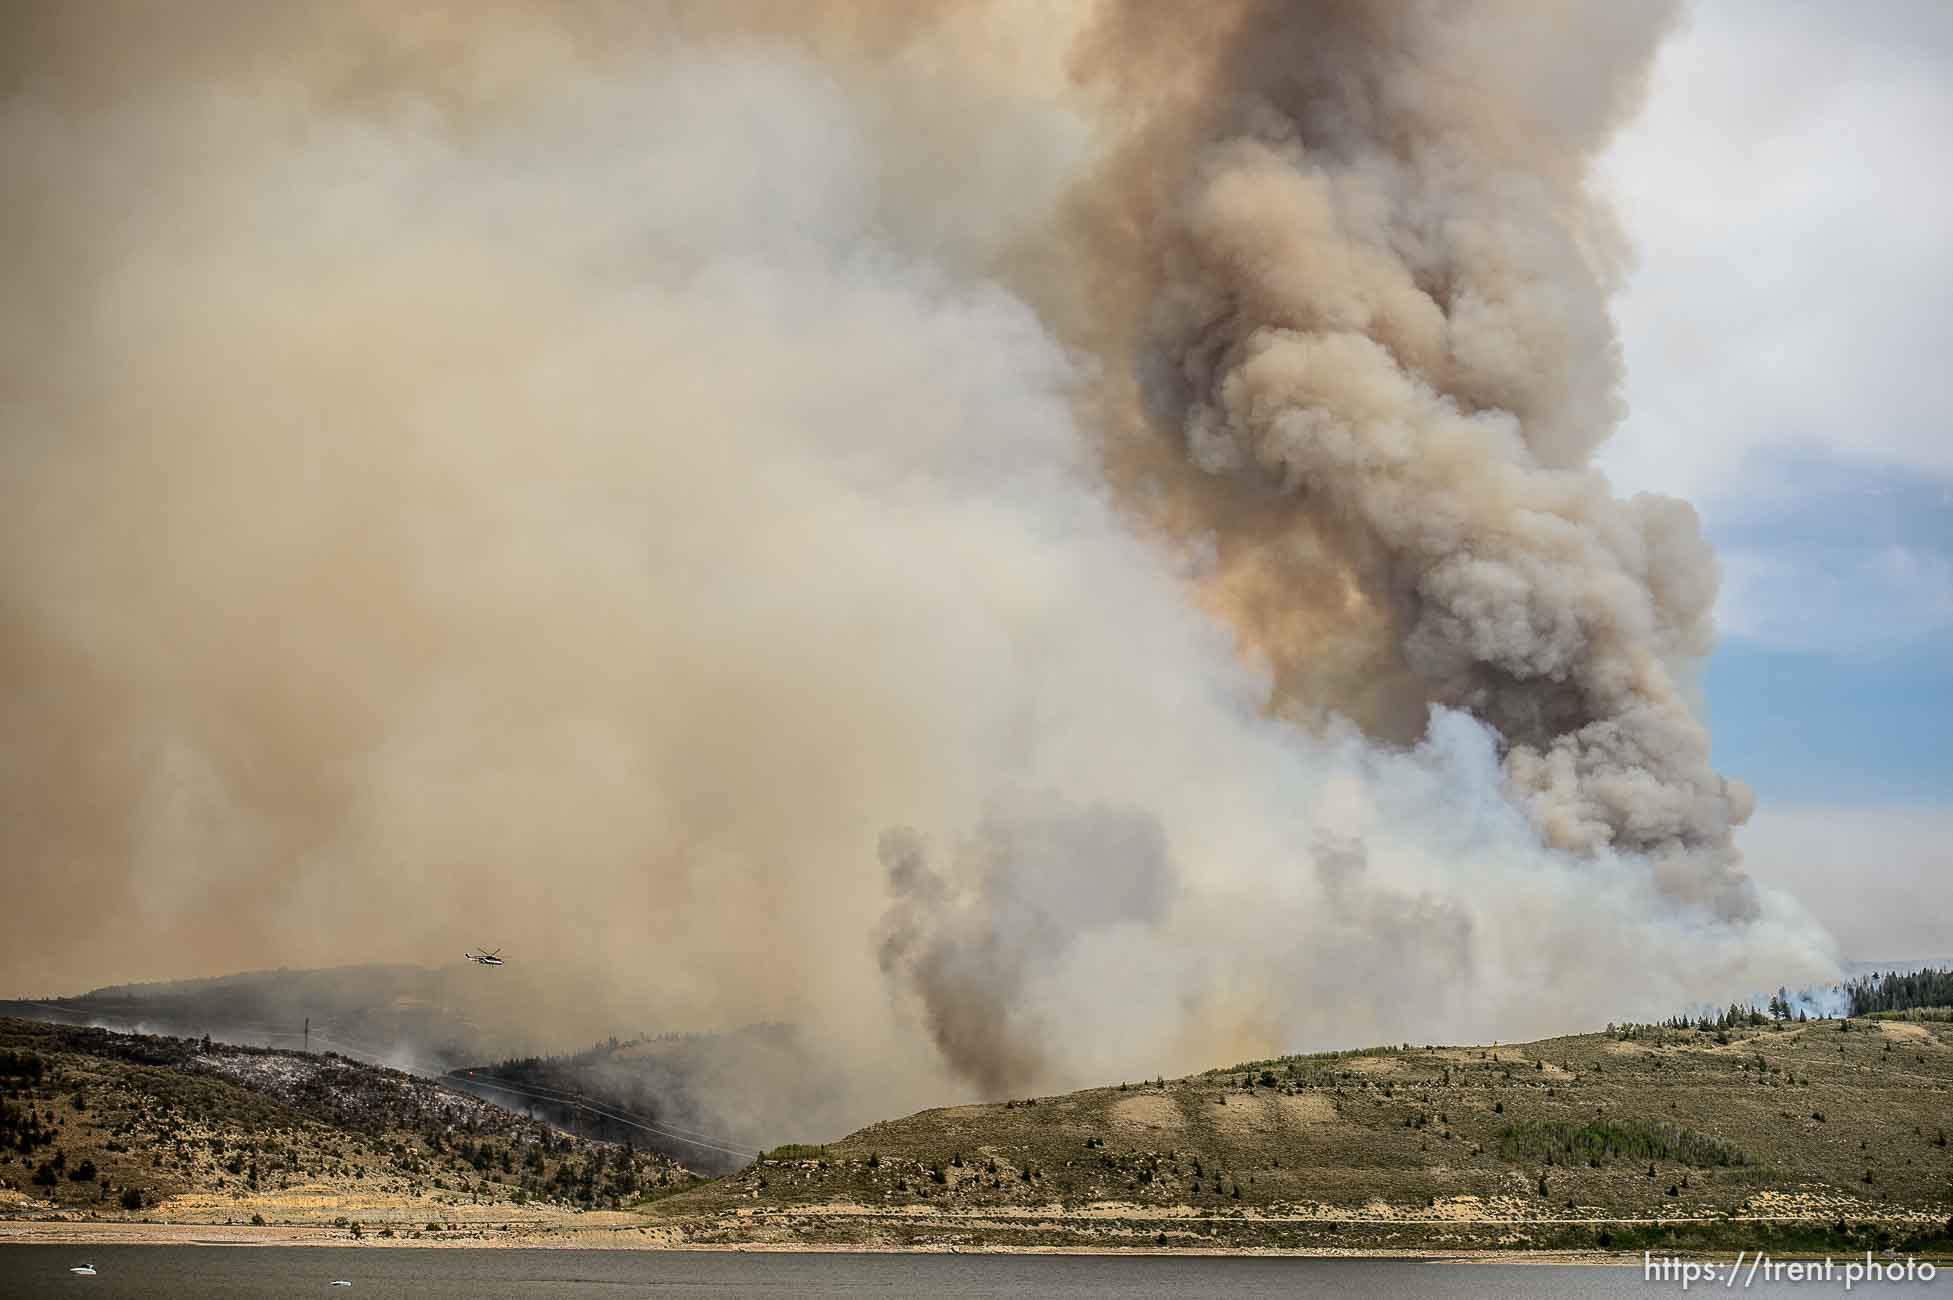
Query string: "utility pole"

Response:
xmin=303 ymin=1017 xmax=310 ymax=1055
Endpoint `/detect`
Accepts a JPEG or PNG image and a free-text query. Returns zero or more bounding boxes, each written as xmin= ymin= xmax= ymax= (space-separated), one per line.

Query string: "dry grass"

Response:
xmin=644 ymin=1019 xmax=1953 ymax=1252
xmin=8 ymin=1013 xmax=1951 ymax=1255
xmin=1109 ymin=1093 xmax=1183 ymax=1135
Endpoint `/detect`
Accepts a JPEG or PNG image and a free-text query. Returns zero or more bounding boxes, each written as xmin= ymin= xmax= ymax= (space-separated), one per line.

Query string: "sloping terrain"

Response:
xmin=0 ymin=1018 xmax=696 ymax=1238
xmin=6 ymin=1012 xmax=1951 ymax=1255
xmin=0 ymin=964 xmax=519 ymax=1071
xmin=645 ymin=1016 xmax=1953 ymax=1253
xmin=459 ymin=1026 xmax=851 ymax=1175
xmin=1 ymin=968 xmax=844 ymax=1172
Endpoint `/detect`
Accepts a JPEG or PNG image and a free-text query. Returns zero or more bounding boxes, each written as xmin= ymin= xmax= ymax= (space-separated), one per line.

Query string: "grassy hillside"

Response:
xmin=0 ymin=1018 xmax=697 ymax=1238
xmin=7 ymin=1011 xmax=1952 ymax=1255
xmin=647 ymin=1015 xmax=1953 ymax=1254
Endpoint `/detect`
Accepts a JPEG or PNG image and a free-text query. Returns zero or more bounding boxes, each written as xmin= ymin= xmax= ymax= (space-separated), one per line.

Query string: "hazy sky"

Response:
xmin=1599 ymin=1 xmax=1952 ymax=957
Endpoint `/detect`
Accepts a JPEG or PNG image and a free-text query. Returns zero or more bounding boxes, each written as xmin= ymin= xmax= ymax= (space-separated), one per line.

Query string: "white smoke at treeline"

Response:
xmin=1 ymin=1 xmax=1835 ymax=1128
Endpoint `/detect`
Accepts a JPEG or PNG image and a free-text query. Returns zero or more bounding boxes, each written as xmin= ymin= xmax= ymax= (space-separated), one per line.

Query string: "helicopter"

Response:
xmin=465 ymin=948 xmax=505 ymax=967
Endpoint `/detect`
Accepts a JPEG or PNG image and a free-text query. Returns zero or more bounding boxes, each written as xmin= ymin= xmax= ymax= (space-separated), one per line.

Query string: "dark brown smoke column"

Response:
xmin=1060 ymin=0 xmax=1757 ymax=917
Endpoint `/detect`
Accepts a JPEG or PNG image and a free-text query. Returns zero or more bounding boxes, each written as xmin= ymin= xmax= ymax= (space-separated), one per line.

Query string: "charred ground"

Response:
xmin=0 ymin=1018 xmax=697 ymax=1238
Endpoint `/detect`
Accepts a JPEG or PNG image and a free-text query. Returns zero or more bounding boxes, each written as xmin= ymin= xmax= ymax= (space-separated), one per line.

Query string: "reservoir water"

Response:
xmin=1 ymin=1245 xmax=1945 ymax=1297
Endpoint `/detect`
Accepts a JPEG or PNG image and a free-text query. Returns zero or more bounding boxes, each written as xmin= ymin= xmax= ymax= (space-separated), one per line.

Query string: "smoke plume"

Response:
xmin=1071 ymin=0 xmax=1755 ymax=911
xmin=877 ymin=796 xmax=1175 ymax=1095
xmin=1 ymin=1 xmax=1834 ymax=1129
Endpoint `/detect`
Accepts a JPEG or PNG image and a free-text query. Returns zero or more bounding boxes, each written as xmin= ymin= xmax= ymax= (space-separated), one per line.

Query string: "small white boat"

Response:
xmin=71 ymin=1263 xmax=97 ymax=1275
xmin=330 ymin=1282 xmax=352 ymax=1288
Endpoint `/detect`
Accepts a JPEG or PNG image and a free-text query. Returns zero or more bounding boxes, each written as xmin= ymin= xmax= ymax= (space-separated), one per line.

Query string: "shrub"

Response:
xmin=1498 ymin=1120 xmax=1747 ymax=1169
xmin=250 ymin=1213 xmax=266 ymax=1226
xmin=120 ymin=1187 xmax=143 ymax=1210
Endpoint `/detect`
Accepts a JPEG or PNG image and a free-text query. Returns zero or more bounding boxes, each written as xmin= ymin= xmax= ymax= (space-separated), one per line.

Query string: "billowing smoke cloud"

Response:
xmin=873 ymin=0 xmax=1820 ymax=1088
xmin=1068 ymin=0 xmax=1756 ymax=911
xmin=1 ymin=2 xmax=1834 ymax=1128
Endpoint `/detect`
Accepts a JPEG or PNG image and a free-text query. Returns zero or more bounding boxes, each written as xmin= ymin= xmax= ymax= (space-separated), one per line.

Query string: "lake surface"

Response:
xmin=1 ymin=1246 xmax=1946 ymax=1297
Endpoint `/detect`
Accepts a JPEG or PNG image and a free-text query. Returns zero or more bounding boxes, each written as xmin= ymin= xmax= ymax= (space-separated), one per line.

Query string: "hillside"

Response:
xmin=0 ymin=1018 xmax=698 ymax=1241
xmin=7 ymin=1012 xmax=1953 ymax=1256
xmin=460 ymin=1025 xmax=850 ymax=1176
xmin=644 ymin=1014 xmax=1953 ymax=1254
xmin=0 ymin=968 xmax=848 ymax=1172
xmin=0 ymin=964 xmax=525 ymax=1072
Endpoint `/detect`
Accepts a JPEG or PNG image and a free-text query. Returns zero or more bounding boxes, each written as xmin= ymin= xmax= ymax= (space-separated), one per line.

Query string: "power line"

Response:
xmin=443 ymin=1073 xmax=752 ymax=1149
xmin=11 ymin=1003 xmax=759 ymax=1163
xmin=286 ymin=1029 xmax=754 ymax=1158
xmin=445 ymin=1073 xmax=757 ymax=1159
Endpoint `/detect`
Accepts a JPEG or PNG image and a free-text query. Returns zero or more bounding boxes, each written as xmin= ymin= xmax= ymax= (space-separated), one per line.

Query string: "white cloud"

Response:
xmin=1717 ymin=540 xmax=1953 ymax=654
xmin=1597 ymin=1 xmax=1953 ymax=506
